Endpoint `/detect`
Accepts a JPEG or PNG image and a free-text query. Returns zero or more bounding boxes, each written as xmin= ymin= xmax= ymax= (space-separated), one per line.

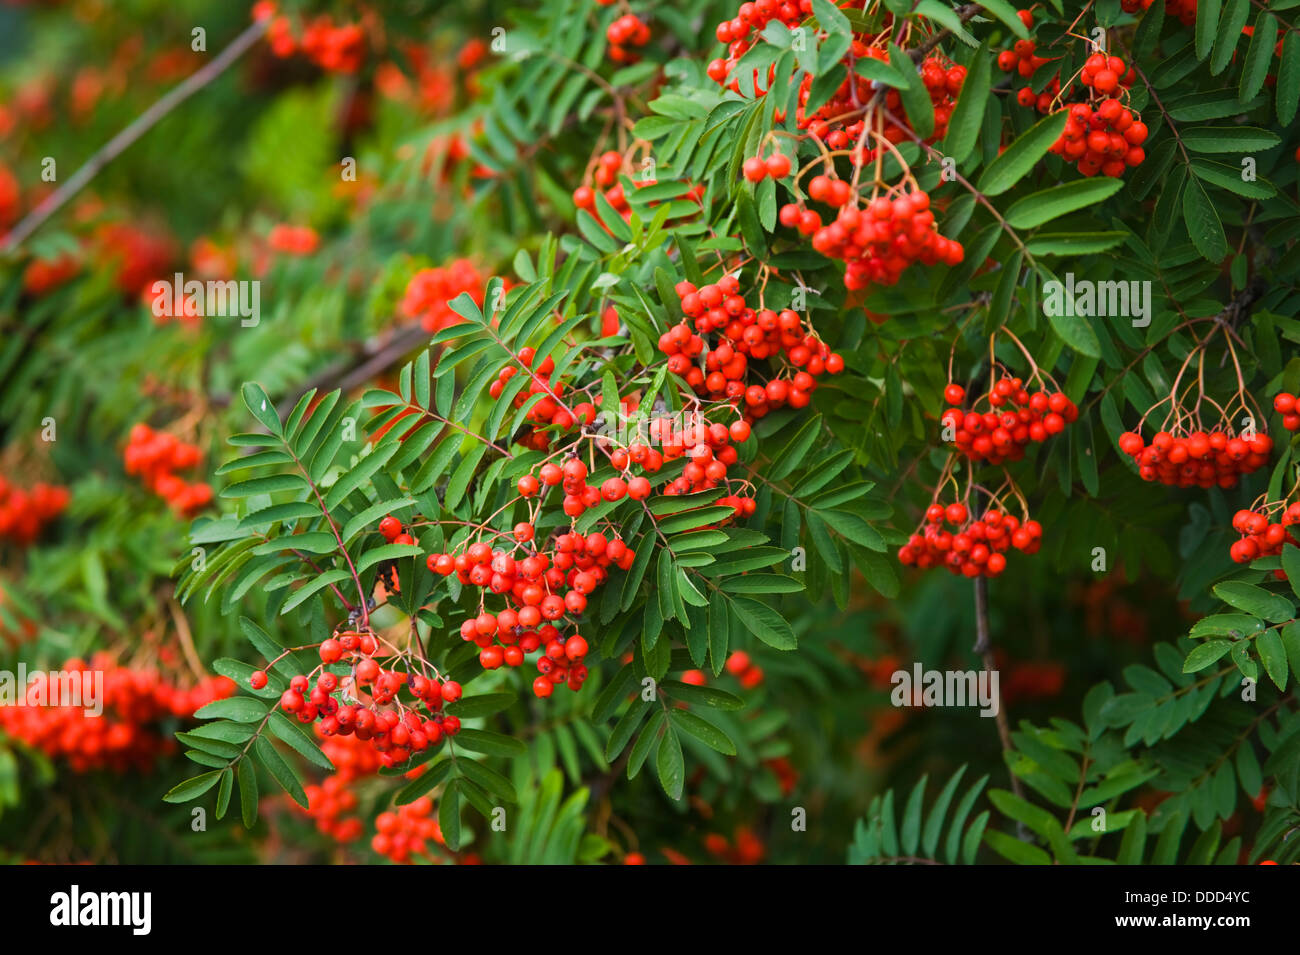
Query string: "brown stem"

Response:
xmin=1 ymin=19 xmax=269 ymax=254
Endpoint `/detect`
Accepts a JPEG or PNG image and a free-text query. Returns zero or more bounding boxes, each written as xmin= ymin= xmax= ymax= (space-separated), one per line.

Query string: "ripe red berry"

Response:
xmin=378 ymin=516 xmax=402 ymax=540
xmin=250 ymin=670 xmax=268 ymax=690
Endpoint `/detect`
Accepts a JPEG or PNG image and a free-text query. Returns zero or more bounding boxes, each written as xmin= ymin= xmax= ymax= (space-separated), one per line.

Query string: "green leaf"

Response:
xmin=1180 ymin=126 xmax=1281 ymax=153
xmin=1239 ymin=13 xmax=1278 ymax=102
xmin=1005 ymin=178 xmax=1123 ymax=229
xmin=1210 ymin=0 xmax=1251 ymax=74
xmin=729 ymin=596 xmax=797 ymax=650
xmin=890 ymin=43 xmax=934 ymax=140
xmin=268 ymin=711 xmax=334 ymax=770
xmin=238 ymin=756 xmax=258 ymax=828
xmin=655 ymin=725 xmax=685 ymax=799
xmin=1182 ymin=175 xmax=1229 ymax=262
xmin=280 ymin=568 xmax=352 ymax=614
xmin=1282 ymin=545 xmax=1300 ymax=602
xmin=393 ymin=758 xmax=455 ymax=805
xmin=221 ymin=474 xmax=309 ymax=498
xmin=942 ymin=41 xmax=990 ymax=164
xmin=440 ymin=780 xmax=462 ymax=851
xmin=458 ymin=758 xmax=518 ymax=803
xmin=241 ymin=382 xmax=283 ymax=436
xmin=660 ymin=680 xmax=745 ymax=710
xmin=453 ymin=727 xmax=528 ymax=757
xmin=254 ymin=736 xmax=308 ymax=808
xmin=978 ymin=0 xmax=1030 ymax=38
xmin=1183 ymin=640 xmax=1233 ymax=673
xmin=976 ymin=111 xmax=1067 ymax=197
xmin=1256 ymin=629 xmax=1289 ymax=690
xmin=162 ymin=771 xmax=222 ymax=804
xmin=672 ymin=709 xmax=737 ymax=755
xmin=1278 ymin=31 xmax=1300 ymax=125
xmin=194 ymin=696 xmax=268 ymax=722
xmin=1196 ymin=0 xmax=1223 ymax=60
xmin=627 ymin=710 xmax=666 ymax=780
xmin=215 ymin=767 xmax=234 ymax=820
xmin=984 ymin=828 xmax=1051 ymax=864
xmin=1212 ymin=581 xmax=1294 ymax=622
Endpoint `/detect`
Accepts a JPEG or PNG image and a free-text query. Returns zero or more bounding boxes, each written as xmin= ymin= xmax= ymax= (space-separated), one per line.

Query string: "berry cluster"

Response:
xmin=1229 ymin=504 xmax=1300 ymax=571
xmin=606 ymin=13 xmax=650 ymax=63
xmin=1273 ymin=392 xmax=1300 ymax=432
xmin=487 ymin=347 xmax=576 ymax=451
xmin=572 ymin=150 xmax=705 ymax=232
xmin=0 ymin=655 xmax=233 ymax=773
xmin=371 ymin=797 xmax=445 ymax=863
xmin=298 ymin=772 xmax=365 ymax=844
xmin=826 ymin=50 xmax=963 ymax=146
xmin=123 ymin=424 xmax=213 ymax=516
xmin=672 ymin=275 xmax=844 ymax=418
xmin=1117 ymin=428 xmax=1272 ymax=488
xmin=267 ymin=224 xmax=320 ymax=256
xmin=93 ymin=222 xmax=174 ymax=296
xmin=427 ymin=524 xmax=630 ymax=697
xmin=400 ymin=259 xmax=486 ymax=333
xmin=1049 ymin=95 xmax=1147 ymax=178
xmin=939 ymin=378 xmax=1077 ymax=465
xmin=996 ymin=11 xmax=1049 ymax=79
xmin=724 ymin=650 xmax=764 ymax=689
xmin=257 ymin=630 xmax=466 ymax=769
xmin=708 ymin=0 xmax=811 ymax=91
xmin=779 ymin=188 xmax=965 ymax=292
xmin=898 ymin=502 xmax=1043 ymax=577
xmin=742 ymin=150 xmax=791 ymax=183
xmin=254 ymin=3 xmax=366 ymax=74
xmin=22 ymin=252 xmax=80 ymax=296
xmin=0 ymin=476 xmax=69 ymax=546
xmin=704 ymin=826 xmax=766 ymax=864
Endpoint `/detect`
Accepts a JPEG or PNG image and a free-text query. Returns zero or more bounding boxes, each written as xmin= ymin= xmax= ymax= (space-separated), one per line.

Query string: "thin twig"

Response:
xmin=1 ymin=19 xmax=269 ymax=255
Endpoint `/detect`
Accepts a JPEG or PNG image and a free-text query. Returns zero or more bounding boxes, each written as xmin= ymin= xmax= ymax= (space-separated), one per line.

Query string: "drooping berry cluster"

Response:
xmin=779 ymin=188 xmax=965 ymax=292
xmin=672 ymin=274 xmax=844 ymax=418
xmin=123 ymin=424 xmax=213 ymax=516
xmin=898 ymin=502 xmax=1043 ymax=577
xmin=1117 ymin=428 xmax=1272 ymax=489
xmin=606 ymin=13 xmax=651 ymax=63
xmin=0 ymin=655 xmax=234 ymax=773
xmin=0 ymin=476 xmax=68 ymax=546
xmin=939 ymin=378 xmax=1077 ymax=465
xmin=267 ymin=223 xmax=320 ymax=257
xmin=426 ymin=521 xmax=631 ymax=697
xmin=400 ymin=259 xmax=486 ymax=333
xmin=254 ymin=2 xmax=366 ymax=74
xmin=1229 ymin=504 xmax=1300 ymax=571
xmin=259 ymin=630 xmax=466 ymax=769
xmin=1049 ymin=93 xmax=1147 ymax=178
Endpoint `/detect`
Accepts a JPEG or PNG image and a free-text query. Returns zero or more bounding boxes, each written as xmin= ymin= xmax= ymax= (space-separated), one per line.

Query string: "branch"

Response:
xmin=0 ymin=19 xmax=269 ymax=255
xmin=911 ymin=4 xmax=985 ymax=61
xmin=275 ymin=321 xmax=432 ymax=417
